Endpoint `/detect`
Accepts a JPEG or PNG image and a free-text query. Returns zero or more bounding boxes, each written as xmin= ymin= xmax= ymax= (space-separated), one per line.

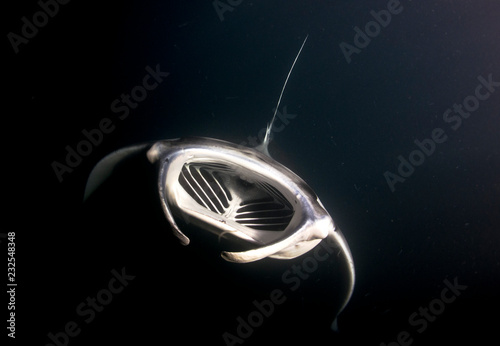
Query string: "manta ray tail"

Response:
xmin=255 ymin=34 xmax=308 ymax=156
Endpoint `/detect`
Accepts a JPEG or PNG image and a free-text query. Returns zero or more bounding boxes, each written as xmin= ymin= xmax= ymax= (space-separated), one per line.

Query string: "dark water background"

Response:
xmin=5 ymin=1 xmax=500 ymax=345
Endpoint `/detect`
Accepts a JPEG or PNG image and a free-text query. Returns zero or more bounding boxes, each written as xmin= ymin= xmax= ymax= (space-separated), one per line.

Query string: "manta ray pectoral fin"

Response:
xmin=331 ymin=318 xmax=339 ymax=332
xmin=84 ymin=143 xmax=151 ymax=201
xmin=326 ymin=227 xmax=355 ymax=331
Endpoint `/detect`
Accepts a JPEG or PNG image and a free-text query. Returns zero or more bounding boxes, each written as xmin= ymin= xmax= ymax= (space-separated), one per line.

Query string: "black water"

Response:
xmin=6 ymin=1 xmax=500 ymax=345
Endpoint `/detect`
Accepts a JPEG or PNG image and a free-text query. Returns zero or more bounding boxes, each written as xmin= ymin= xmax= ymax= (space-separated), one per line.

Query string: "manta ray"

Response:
xmin=84 ymin=35 xmax=355 ymax=329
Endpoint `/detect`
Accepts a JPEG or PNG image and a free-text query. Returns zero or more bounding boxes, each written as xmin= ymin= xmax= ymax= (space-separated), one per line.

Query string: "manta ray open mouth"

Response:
xmin=178 ymin=163 xmax=294 ymax=232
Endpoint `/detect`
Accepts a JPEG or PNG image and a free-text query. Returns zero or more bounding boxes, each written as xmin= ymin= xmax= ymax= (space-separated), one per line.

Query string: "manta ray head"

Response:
xmin=146 ymin=137 xmax=335 ymax=263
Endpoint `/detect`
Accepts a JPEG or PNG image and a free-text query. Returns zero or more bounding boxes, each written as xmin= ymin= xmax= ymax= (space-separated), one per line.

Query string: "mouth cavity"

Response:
xmin=178 ymin=163 xmax=294 ymax=232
